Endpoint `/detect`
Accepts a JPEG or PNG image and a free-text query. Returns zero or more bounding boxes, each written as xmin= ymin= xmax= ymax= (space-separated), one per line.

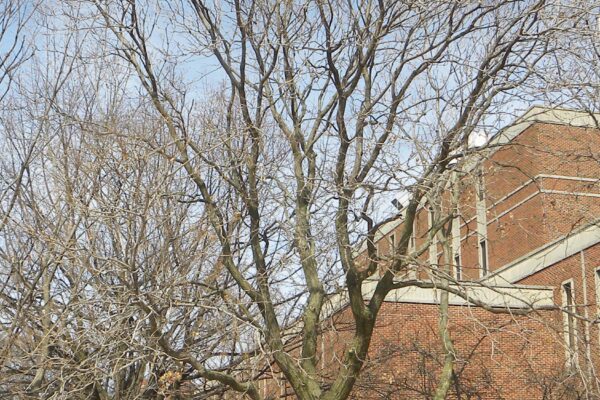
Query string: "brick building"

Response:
xmin=254 ymin=107 xmax=600 ymax=399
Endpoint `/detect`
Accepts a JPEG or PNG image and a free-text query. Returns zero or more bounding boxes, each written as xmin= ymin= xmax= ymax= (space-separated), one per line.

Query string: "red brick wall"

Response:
xmin=261 ymin=302 xmax=572 ymax=400
xmin=352 ymin=303 xmax=566 ymax=399
xmin=517 ymin=243 xmax=600 ymax=383
xmin=372 ymin=122 xmax=600 ymax=279
xmin=253 ymin=121 xmax=600 ymax=399
xmin=480 ymin=123 xmax=600 ymax=273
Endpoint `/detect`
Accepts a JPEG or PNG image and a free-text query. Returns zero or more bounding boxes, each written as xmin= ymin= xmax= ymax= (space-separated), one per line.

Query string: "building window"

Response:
xmin=479 ymin=239 xmax=488 ymax=276
xmin=428 ymin=206 xmax=437 ymax=266
xmin=595 ymin=268 xmax=600 ymax=315
xmin=452 ymin=214 xmax=462 ymax=281
xmin=595 ymin=268 xmax=600 ymax=342
xmin=454 ymin=253 xmax=462 ymax=281
xmin=407 ymin=220 xmax=417 ymax=279
xmin=321 ymin=336 xmax=325 ymax=369
xmin=562 ymin=280 xmax=578 ymax=368
xmin=475 ymin=170 xmax=488 ymax=277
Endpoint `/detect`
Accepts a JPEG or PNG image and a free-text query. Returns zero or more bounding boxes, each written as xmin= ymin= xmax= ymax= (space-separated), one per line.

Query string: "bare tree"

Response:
xmin=0 ymin=0 xmax=598 ymax=399
xmin=0 ymin=0 xmax=37 ymax=231
xmin=77 ymin=0 xmax=591 ymax=398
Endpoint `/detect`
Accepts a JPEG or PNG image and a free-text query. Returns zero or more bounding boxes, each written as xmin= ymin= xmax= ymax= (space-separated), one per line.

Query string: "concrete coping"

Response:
xmin=317 ymin=279 xmax=555 ymax=327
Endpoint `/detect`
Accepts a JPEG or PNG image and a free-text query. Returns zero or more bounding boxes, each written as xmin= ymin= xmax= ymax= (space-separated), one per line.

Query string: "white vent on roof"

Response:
xmin=468 ymin=130 xmax=488 ymax=148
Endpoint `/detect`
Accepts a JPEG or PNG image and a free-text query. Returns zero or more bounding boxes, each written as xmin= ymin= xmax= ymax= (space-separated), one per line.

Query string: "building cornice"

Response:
xmin=482 ymin=219 xmax=600 ymax=285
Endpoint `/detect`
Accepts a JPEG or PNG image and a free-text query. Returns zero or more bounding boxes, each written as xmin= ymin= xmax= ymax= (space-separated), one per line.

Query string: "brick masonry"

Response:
xmin=251 ymin=112 xmax=600 ymax=399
